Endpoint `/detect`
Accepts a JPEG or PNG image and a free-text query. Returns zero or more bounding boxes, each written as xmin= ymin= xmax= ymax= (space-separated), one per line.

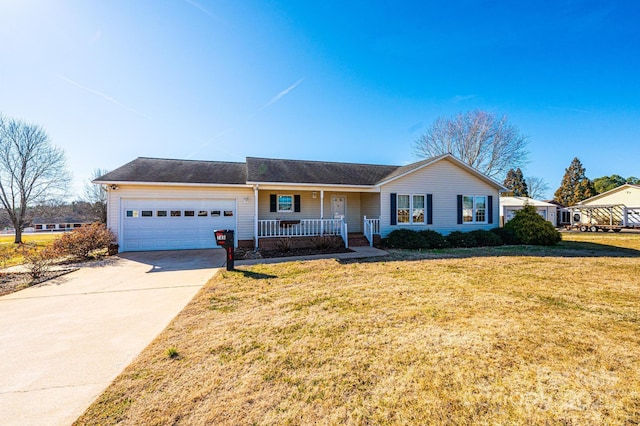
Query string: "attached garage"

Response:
xmin=121 ymin=198 xmax=236 ymax=251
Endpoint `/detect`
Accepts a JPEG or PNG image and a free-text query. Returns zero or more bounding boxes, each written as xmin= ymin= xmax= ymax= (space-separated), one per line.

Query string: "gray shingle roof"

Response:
xmin=246 ymin=157 xmax=399 ymax=185
xmin=95 ymin=157 xmax=247 ymax=185
xmin=96 ymin=153 xmax=503 ymax=189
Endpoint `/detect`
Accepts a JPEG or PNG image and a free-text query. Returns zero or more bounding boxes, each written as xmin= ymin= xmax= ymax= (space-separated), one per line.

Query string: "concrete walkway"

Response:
xmin=0 ymin=249 xmax=224 ymax=426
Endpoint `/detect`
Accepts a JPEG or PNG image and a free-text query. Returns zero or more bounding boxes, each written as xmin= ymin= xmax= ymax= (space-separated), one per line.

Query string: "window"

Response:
xmin=397 ymin=194 xmax=426 ymax=225
xmin=462 ymin=196 xmax=487 ymax=224
xmin=224 ymin=210 xmax=234 ymax=217
xmin=413 ymin=195 xmax=425 ymax=223
xmin=170 ymin=210 xmax=181 ymax=217
xmin=277 ymin=195 xmax=293 ymax=212
xmin=184 ymin=210 xmax=195 ymax=217
xmin=126 ymin=210 xmax=138 ymax=218
xmin=397 ymin=195 xmax=410 ymax=223
xmin=198 ymin=210 xmax=208 ymax=217
xmin=141 ymin=210 xmax=153 ymax=217
xmin=157 ymin=210 xmax=167 ymax=217
xmin=211 ymin=210 xmax=221 ymax=217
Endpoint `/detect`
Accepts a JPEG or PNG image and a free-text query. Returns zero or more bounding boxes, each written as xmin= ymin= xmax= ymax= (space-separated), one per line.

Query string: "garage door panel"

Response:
xmin=121 ymin=198 xmax=236 ymax=251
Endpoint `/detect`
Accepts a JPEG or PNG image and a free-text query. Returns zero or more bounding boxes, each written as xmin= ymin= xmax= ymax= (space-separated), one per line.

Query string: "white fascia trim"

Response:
xmin=246 ymin=181 xmax=377 ymax=191
xmin=93 ymin=180 xmax=252 ymax=189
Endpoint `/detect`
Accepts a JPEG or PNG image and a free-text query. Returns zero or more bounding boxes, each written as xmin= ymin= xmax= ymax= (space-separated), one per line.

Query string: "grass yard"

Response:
xmin=0 ymin=233 xmax=62 ymax=268
xmin=76 ymin=232 xmax=640 ymax=425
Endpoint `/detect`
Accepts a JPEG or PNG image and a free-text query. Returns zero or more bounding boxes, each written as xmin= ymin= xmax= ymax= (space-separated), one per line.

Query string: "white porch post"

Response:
xmin=320 ymin=190 xmax=324 ymax=235
xmin=254 ymin=185 xmax=259 ymax=248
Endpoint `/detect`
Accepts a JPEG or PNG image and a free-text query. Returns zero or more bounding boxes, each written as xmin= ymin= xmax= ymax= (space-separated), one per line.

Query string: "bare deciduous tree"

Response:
xmin=0 ymin=114 xmax=71 ymax=243
xmin=84 ymin=168 xmax=109 ymax=223
xmin=414 ymin=110 xmax=529 ymax=179
xmin=526 ymin=176 xmax=550 ymax=199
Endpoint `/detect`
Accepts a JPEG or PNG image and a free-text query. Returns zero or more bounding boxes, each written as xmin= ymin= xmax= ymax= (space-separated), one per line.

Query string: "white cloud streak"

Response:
xmin=58 ymin=75 xmax=149 ymax=119
xmin=260 ymin=78 xmax=305 ymax=111
xmin=182 ymin=0 xmax=229 ymax=26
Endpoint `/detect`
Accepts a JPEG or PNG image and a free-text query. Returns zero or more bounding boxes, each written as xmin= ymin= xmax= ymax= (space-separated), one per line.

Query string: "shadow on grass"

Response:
xmin=338 ymin=240 xmax=640 ymax=265
xmin=230 ymin=269 xmax=278 ymax=280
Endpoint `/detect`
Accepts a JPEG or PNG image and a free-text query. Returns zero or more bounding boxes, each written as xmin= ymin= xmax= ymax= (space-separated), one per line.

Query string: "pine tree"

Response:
xmin=503 ymin=168 xmax=529 ymax=197
xmin=554 ymin=157 xmax=596 ymax=206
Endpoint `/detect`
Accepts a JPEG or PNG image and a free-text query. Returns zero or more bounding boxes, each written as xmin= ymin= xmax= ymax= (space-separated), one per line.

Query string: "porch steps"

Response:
xmin=348 ymin=233 xmax=370 ymax=247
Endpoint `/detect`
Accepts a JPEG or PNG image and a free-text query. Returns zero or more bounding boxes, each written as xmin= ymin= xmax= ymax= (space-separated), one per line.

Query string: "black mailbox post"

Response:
xmin=215 ymin=229 xmax=235 ymax=271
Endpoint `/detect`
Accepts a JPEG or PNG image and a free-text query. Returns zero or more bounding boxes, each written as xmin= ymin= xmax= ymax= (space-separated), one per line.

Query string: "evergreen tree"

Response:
xmin=554 ymin=157 xmax=596 ymax=206
xmin=503 ymin=168 xmax=529 ymax=196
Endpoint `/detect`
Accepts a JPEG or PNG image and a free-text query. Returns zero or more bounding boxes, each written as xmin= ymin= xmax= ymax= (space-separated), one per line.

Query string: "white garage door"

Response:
xmin=121 ymin=199 xmax=236 ymax=251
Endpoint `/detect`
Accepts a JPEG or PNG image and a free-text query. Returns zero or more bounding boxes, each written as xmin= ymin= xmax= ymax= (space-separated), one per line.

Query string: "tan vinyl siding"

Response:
xmin=361 ymin=193 xmax=380 ymax=218
xmin=258 ymin=191 xmax=363 ymax=232
xmin=582 ymin=186 xmax=640 ymax=207
xmin=380 ymin=158 xmax=500 ymax=236
xmin=258 ymin=191 xmax=322 ymax=221
xmin=107 ymin=185 xmax=254 ymax=242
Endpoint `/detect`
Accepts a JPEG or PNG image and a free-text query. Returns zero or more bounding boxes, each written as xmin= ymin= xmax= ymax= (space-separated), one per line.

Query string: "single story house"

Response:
xmin=578 ymin=184 xmax=640 ymax=207
xmin=95 ymin=153 xmax=506 ymax=252
xmin=499 ymin=196 xmax=557 ymax=226
xmin=571 ymin=184 xmax=640 ymax=227
xmin=544 ymin=200 xmax=572 ymax=226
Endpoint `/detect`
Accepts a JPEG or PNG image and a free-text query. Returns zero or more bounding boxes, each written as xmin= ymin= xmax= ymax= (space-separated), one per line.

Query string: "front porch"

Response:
xmin=253 ymin=188 xmax=381 ymax=248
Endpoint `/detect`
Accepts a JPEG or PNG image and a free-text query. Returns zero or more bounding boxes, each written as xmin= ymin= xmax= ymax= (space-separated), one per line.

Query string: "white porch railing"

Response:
xmin=363 ymin=216 xmax=380 ymax=247
xmin=258 ymin=218 xmax=344 ymax=238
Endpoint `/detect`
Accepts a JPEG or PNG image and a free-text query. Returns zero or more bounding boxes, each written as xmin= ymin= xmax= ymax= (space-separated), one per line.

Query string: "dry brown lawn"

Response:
xmin=76 ymin=232 xmax=640 ymax=425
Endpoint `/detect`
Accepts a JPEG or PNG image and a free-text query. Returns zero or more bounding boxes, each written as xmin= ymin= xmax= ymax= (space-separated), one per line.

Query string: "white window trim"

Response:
xmin=277 ymin=194 xmax=294 ymax=213
xmin=462 ymin=195 xmax=488 ymax=224
xmin=397 ymin=194 xmax=427 ymax=225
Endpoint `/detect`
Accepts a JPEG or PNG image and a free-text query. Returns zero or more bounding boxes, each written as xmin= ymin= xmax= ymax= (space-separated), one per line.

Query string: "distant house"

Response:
xmin=570 ymin=184 xmax=640 ymax=228
xmin=499 ymin=196 xmax=557 ymax=226
xmin=544 ymin=200 xmax=571 ymax=226
xmin=95 ymin=154 xmax=506 ymax=252
xmin=578 ymin=184 xmax=640 ymax=207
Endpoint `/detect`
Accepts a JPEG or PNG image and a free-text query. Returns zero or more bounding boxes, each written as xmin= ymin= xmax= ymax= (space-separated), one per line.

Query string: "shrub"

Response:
xmin=311 ymin=236 xmax=343 ymax=250
xmin=445 ymin=231 xmax=478 ymax=248
xmin=417 ymin=230 xmax=449 ymax=249
xmin=381 ymin=229 xmax=424 ymax=249
xmin=467 ymin=229 xmax=503 ymax=247
xmin=504 ymin=204 xmax=561 ymax=245
xmin=53 ymin=223 xmax=116 ymax=260
xmin=275 ymin=237 xmax=292 ymax=253
xmin=491 ymin=227 xmax=521 ymax=245
xmin=21 ymin=244 xmax=61 ymax=281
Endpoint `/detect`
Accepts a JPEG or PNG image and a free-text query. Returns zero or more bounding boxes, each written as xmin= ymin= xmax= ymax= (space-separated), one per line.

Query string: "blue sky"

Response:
xmin=1 ymin=0 xmax=639 ymax=199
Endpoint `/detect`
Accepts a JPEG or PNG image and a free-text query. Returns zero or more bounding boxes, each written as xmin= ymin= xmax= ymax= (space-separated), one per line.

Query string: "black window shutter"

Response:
xmin=457 ymin=195 xmax=463 ymax=224
xmin=270 ymin=194 xmax=277 ymax=212
xmin=488 ymin=195 xmax=494 ymax=224
xmin=294 ymin=195 xmax=301 ymax=212
xmin=390 ymin=193 xmax=397 ymax=225
xmin=427 ymin=194 xmax=433 ymax=225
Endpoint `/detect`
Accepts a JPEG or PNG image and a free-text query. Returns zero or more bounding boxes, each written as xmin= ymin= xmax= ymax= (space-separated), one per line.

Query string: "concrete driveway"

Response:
xmin=0 ymin=249 xmax=224 ymax=426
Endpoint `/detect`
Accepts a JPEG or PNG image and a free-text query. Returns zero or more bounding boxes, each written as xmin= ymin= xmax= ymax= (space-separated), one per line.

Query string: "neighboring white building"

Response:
xmin=499 ymin=196 xmax=557 ymax=226
xmin=95 ymin=154 xmax=506 ymax=252
xmin=578 ymin=184 xmax=640 ymax=207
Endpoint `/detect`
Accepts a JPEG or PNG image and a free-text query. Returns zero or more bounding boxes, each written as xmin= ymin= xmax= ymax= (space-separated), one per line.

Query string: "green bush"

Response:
xmin=490 ymin=227 xmax=521 ymax=245
xmin=445 ymin=231 xmax=478 ymax=248
xmin=53 ymin=222 xmax=116 ymax=260
xmin=467 ymin=229 xmax=503 ymax=247
xmin=417 ymin=230 xmax=449 ymax=249
xmin=381 ymin=229 xmax=426 ymax=249
xmin=504 ymin=204 xmax=561 ymax=245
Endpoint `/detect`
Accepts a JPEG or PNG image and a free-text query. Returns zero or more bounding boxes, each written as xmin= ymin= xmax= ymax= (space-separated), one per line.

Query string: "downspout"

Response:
xmin=254 ymin=185 xmax=259 ymax=249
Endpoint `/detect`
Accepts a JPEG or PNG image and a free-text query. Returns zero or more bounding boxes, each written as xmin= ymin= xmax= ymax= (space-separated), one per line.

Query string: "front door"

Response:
xmin=331 ymin=196 xmax=346 ymax=219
